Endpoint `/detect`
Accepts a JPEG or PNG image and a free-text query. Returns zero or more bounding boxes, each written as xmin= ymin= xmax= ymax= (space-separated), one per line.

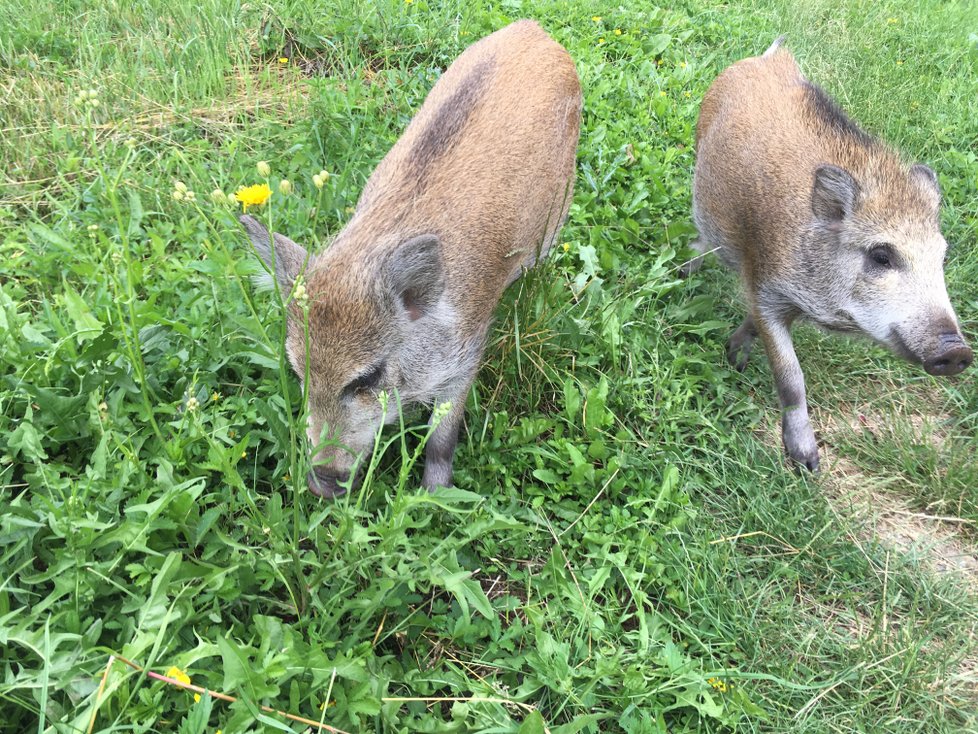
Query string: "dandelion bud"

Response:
xmin=312 ymin=173 xmax=324 ymax=189
xmin=172 ymin=190 xmax=185 ymax=201
xmin=124 ymin=137 xmax=137 ymax=149
xmin=210 ymin=188 xmax=227 ymax=205
xmin=174 ymin=181 xmax=188 ymax=193
xmin=256 ymin=160 xmax=271 ymax=177
xmin=278 ymin=179 xmax=293 ymax=195
xmin=184 ymin=190 xmax=196 ymax=202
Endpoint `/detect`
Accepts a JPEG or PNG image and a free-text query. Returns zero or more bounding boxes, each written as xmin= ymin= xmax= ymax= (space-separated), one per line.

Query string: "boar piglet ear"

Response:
xmin=909 ymin=164 xmax=941 ymax=210
xmin=239 ymin=215 xmax=310 ymax=295
xmin=812 ymin=164 xmax=860 ymax=223
xmin=385 ymin=234 xmax=444 ymax=321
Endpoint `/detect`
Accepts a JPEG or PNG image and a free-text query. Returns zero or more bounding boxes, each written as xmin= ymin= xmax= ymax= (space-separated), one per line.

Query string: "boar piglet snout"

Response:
xmin=308 ymin=465 xmax=351 ymax=499
xmin=923 ymin=332 xmax=973 ymax=376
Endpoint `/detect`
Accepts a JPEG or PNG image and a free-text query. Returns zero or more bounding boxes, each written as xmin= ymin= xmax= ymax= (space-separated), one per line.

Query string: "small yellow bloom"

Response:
xmin=613 ymin=29 xmax=622 ymax=35
xmin=707 ymin=677 xmax=729 ymax=694
xmin=241 ymin=451 xmax=247 ymax=459
xmin=279 ymin=57 xmax=289 ymax=64
xmin=679 ymin=61 xmax=687 ymax=69
xmin=233 ymin=183 xmax=272 ymax=212
xmin=887 ymin=17 xmax=898 ymax=24
xmin=896 ymin=59 xmax=903 ymax=65
xmin=344 ymin=206 xmax=355 ymax=215
xmin=591 ymin=16 xmax=602 ymax=22
xmin=562 ymin=243 xmax=570 ymax=252
xmin=211 ymin=391 xmax=220 ymax=402
xmin=659 ymin=90 xmax=667 ymax=97
xmin=165 ymin=666 xmax=201 ymax=702
xmin=405 ymin=0 xmax=413 ymax=4
xmin=598 ymin=37 xmax=605 ymax=45
xmin=256 ymin=160 xmax=271 ymax=177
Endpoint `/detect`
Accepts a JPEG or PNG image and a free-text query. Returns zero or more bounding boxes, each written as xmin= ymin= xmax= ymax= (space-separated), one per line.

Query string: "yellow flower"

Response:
xmin=659 ymin=90 xmax=667 ymax=97
xmin=887 ymin=17 xmax=898 ymax=24
xmin=165 ymin=666 xmax=201 ymax=702
xmin=405 ymin=0 xmax=413 ymax=4
xmin=279 ymin=57 xmax=289 ymax=64
xmin=613 ymin=29 xmax=622 ymax=35
xmin=896 ymin=59 xmax=903 ymax=65
xmin=591 ymin=16 xmax=602 ymax=22
xmin=679 ymin=61 xmax=687 ymax=69
xmin=233 ymin=183 xmax=272 ymax=212
xmin=598 ymin=37 xmax=605 ymax=44
xmin=707 ymin=677 xmax=729 ymax=694
xmin=562 ymin=243 xmax=570 ymax=252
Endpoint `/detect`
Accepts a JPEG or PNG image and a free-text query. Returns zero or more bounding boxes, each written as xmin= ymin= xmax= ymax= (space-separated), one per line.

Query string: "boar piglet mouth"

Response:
xmin=887 ymin=327 xmax=922 ymax=364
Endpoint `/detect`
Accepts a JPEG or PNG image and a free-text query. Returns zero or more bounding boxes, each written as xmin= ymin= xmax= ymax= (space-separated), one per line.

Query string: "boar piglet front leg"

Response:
xmin=753 ymin=303 xmax=820 ymax=472
xmin=421 ymin=374 xmax=477 ymax=491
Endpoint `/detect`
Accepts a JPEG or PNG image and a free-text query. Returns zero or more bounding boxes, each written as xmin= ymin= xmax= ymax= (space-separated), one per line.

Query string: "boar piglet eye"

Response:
xmin=344 ymin=362 xmax=385 ymax=398
xmin=866 ymin=244 xmax=895 ymax=270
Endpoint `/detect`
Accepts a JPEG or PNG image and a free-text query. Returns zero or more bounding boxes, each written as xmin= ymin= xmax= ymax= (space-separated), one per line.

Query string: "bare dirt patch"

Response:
xmin=814 ymin=403 xmax=978 ymax=584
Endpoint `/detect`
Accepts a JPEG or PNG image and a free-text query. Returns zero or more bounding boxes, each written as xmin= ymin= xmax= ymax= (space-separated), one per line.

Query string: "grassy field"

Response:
xmin=2 ymin=0 xmax=977 ymax=732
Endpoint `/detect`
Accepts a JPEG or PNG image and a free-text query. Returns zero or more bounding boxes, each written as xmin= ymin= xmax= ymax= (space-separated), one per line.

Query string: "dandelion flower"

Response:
xmin=598 ymin=38 xmax=605 ymax=45
xmin=165 ymin=666 xmax=201 ymax=702
xmin=233 ymin=183 xmax=272 ymax=212
xmin=613 ymin=28 xmax=622 ymax=35
xmin=562 ymin=242 xmax=570 ymax=252
xmin=591 ymin=16 xmax=602 ymax=22
xmin=405 ymin=0 xmax=413 ymax=4
xmin=256 ymin=160 xmax=271 ymax=177
xmin=279 ymin=57 xmax=289 ymax=64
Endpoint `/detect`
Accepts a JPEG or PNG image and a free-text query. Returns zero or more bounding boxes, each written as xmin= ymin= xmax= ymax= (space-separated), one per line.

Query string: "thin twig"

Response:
xmin=95 ymin=654 xmax=351 ymax=734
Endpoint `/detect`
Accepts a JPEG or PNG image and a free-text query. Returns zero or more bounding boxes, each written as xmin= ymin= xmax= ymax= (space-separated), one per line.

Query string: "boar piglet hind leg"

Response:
xmin=754 ymin=304 xmax=820 ymax=472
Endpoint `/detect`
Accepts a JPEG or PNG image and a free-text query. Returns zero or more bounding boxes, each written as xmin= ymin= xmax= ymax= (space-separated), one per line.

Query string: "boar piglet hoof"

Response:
xmin=726 ymin=317 xmax=758 ymax=372
xmin=308 ymin=465 xmax=351 ymax=499
xmin=781 ymin=409 xmax=820 ymax=473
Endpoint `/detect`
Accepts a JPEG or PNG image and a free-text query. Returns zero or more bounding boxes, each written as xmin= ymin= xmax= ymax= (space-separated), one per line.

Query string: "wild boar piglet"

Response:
xmin=690 ymin=38 xmax=972 ymax=472
xmin=241 ymin=20 xmax=581 ymax=497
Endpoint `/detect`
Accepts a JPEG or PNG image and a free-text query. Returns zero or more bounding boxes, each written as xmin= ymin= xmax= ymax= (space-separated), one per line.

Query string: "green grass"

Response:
xmin=2 ymin=0 xmax=977 ymax=732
